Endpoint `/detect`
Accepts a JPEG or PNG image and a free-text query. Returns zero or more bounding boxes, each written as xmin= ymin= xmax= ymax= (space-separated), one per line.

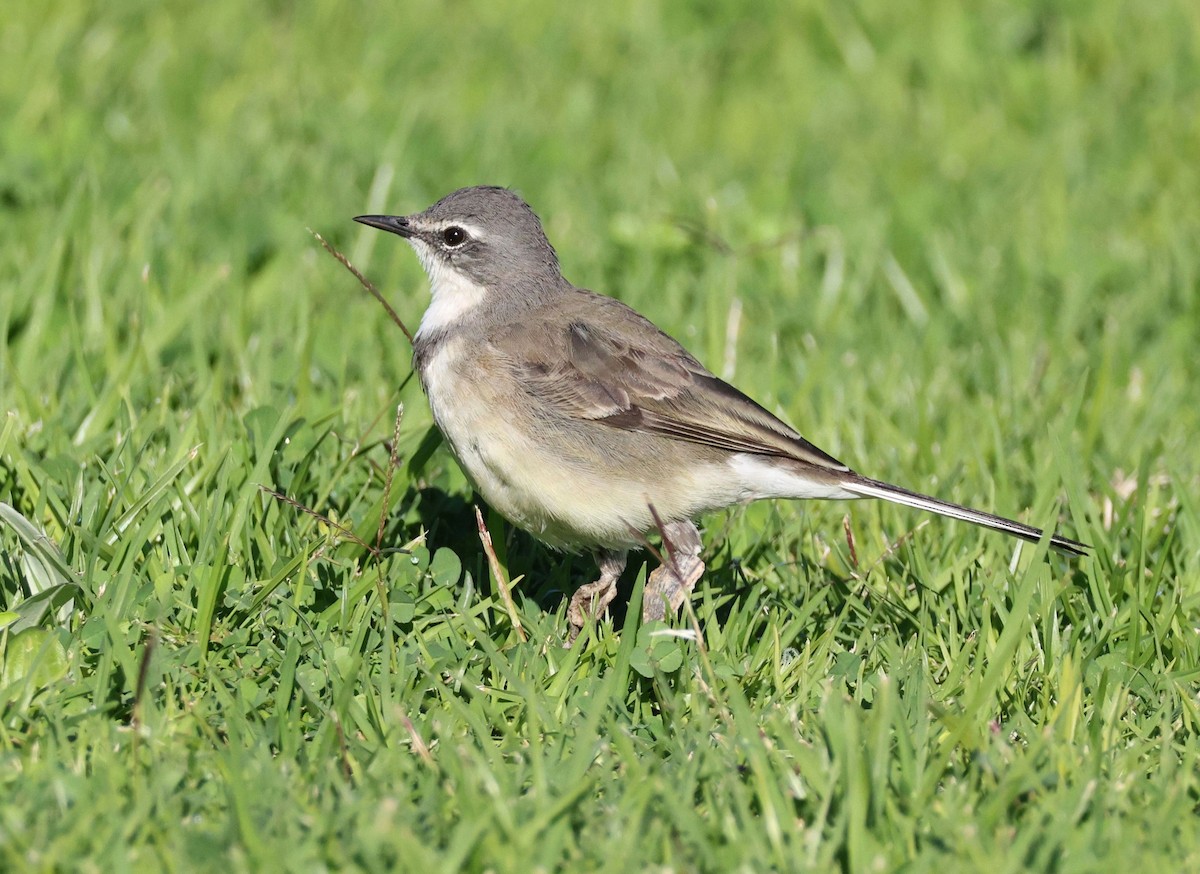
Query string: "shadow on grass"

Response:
xmin=369 ymin=475 xmax=936 ymax=649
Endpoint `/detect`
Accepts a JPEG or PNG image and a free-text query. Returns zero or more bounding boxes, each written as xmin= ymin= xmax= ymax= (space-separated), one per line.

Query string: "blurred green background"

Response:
xmin=2 ymin=1 xmax=1198 ymax=870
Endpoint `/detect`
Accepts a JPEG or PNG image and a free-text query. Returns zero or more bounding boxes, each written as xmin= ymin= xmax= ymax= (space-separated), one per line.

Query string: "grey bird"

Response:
xmin=355 ymin=186 xmax=1086 ymax=638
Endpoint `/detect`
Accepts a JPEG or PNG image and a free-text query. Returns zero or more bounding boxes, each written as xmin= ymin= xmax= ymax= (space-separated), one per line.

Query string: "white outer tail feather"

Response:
xmin=842 ymin=476 xmax=1087 ymax=556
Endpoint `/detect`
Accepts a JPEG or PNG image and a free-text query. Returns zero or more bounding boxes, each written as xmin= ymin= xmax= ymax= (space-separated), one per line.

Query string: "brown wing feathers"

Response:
xmin=505 ymin=297 xmax=849 ymax=473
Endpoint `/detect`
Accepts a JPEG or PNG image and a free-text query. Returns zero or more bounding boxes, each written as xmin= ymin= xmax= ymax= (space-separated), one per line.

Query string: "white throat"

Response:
xmin=409 ymin=240 xmax=488 ymax=339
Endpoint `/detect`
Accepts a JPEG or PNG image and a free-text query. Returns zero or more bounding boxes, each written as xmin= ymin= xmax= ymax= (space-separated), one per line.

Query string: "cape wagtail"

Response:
xmin=355 ymin=186 xmax=1086 ymax=639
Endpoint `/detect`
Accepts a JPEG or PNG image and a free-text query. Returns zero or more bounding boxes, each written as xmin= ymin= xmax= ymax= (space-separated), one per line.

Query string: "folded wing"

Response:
xmin=495 ymin=293 xmax=849 ymax=473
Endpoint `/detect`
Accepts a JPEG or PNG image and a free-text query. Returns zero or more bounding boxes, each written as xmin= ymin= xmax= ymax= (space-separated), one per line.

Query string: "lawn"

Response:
xmin=2 ymin=1 xmax=1198 ymax=870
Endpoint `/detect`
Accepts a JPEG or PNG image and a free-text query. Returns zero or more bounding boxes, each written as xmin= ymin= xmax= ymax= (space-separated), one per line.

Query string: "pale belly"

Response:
xmin=419 ymin=338 xmax=743 ymax=550
xmin=417 ymin=335 xmax=860 ymax=550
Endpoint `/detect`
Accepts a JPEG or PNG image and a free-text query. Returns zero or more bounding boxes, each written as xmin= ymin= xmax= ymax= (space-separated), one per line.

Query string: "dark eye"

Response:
xmin=441 ymin=226 xmax=467 ymax=247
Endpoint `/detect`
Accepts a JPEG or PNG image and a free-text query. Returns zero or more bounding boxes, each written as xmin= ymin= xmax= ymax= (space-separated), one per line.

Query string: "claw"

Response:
xmin=565 ymin=548 xmax=627 ymax=647
xmin=642 ymin=520 xmax=705 ymax=623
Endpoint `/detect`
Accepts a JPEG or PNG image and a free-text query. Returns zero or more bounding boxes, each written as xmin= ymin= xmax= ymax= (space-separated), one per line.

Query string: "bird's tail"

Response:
xmin=842 ymin=475 xmax=1088 ymax=556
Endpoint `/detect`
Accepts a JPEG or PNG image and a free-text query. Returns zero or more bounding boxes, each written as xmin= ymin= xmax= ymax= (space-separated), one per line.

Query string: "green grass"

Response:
xmin=3 ymin=1 xmax=1199 ymax=870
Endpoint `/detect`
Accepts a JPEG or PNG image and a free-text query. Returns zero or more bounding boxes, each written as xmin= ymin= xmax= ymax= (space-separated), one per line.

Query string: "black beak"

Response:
xmin=353 ymin=214 xmax=415 ymax=237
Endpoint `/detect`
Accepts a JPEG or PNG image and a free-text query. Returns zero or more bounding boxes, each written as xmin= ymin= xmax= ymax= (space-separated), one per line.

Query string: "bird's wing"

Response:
xmin=493 ymin=293 xmax=849 ymax=471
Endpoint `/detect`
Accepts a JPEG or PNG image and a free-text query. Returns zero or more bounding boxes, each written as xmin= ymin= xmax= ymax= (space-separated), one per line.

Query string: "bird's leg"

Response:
xmin=642 ymin=519 xmax=705 ymax=623
xmin=566 ymin=548 xmax=628 ymax=645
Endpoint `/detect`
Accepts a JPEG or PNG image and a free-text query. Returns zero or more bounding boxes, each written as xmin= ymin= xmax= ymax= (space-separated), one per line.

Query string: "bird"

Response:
xmin=354 ymin=186 xmax=1087 ymax=639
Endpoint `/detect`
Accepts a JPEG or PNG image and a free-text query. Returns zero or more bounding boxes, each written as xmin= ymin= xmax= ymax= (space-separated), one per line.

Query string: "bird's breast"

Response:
xmin=417 ymin=336 xmax=561 ymax=537
xmin=415 ymin=336 xmax=813 ymax=550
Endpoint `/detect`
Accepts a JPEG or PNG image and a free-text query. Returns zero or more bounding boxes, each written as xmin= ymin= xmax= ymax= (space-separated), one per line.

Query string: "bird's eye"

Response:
xmin=441 ymin=226 xmax=467 ymax=247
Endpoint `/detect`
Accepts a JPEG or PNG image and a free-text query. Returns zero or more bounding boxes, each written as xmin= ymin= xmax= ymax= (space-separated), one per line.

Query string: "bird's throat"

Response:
xmin=410 ymin=244 xmax=489 ymax=340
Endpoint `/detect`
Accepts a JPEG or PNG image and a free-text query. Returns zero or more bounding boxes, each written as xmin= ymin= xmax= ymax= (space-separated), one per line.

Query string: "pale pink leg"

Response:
xmin=566 ymin=549 xmax=627 ymax=645
xmin=642 ymin=520 xmax=705 ymax=623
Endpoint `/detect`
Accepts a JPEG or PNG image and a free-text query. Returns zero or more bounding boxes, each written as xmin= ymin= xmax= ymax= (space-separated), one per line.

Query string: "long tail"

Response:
xmin=842 ymin=475 xmax=1088 ymax=556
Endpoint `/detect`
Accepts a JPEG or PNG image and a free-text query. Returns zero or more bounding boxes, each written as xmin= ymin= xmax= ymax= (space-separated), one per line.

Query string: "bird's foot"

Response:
xmin=565 ymin=549 xmax=628 ymax=647
xmin=642 ymin=520 xmax=705 ymax=623
xmin=566 ymin=577 xmax=620 ymax=645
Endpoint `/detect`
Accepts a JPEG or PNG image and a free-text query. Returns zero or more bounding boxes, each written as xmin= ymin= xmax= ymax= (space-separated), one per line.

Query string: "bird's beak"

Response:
xmin=353 ymin=214 xmax=415 ymax=238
